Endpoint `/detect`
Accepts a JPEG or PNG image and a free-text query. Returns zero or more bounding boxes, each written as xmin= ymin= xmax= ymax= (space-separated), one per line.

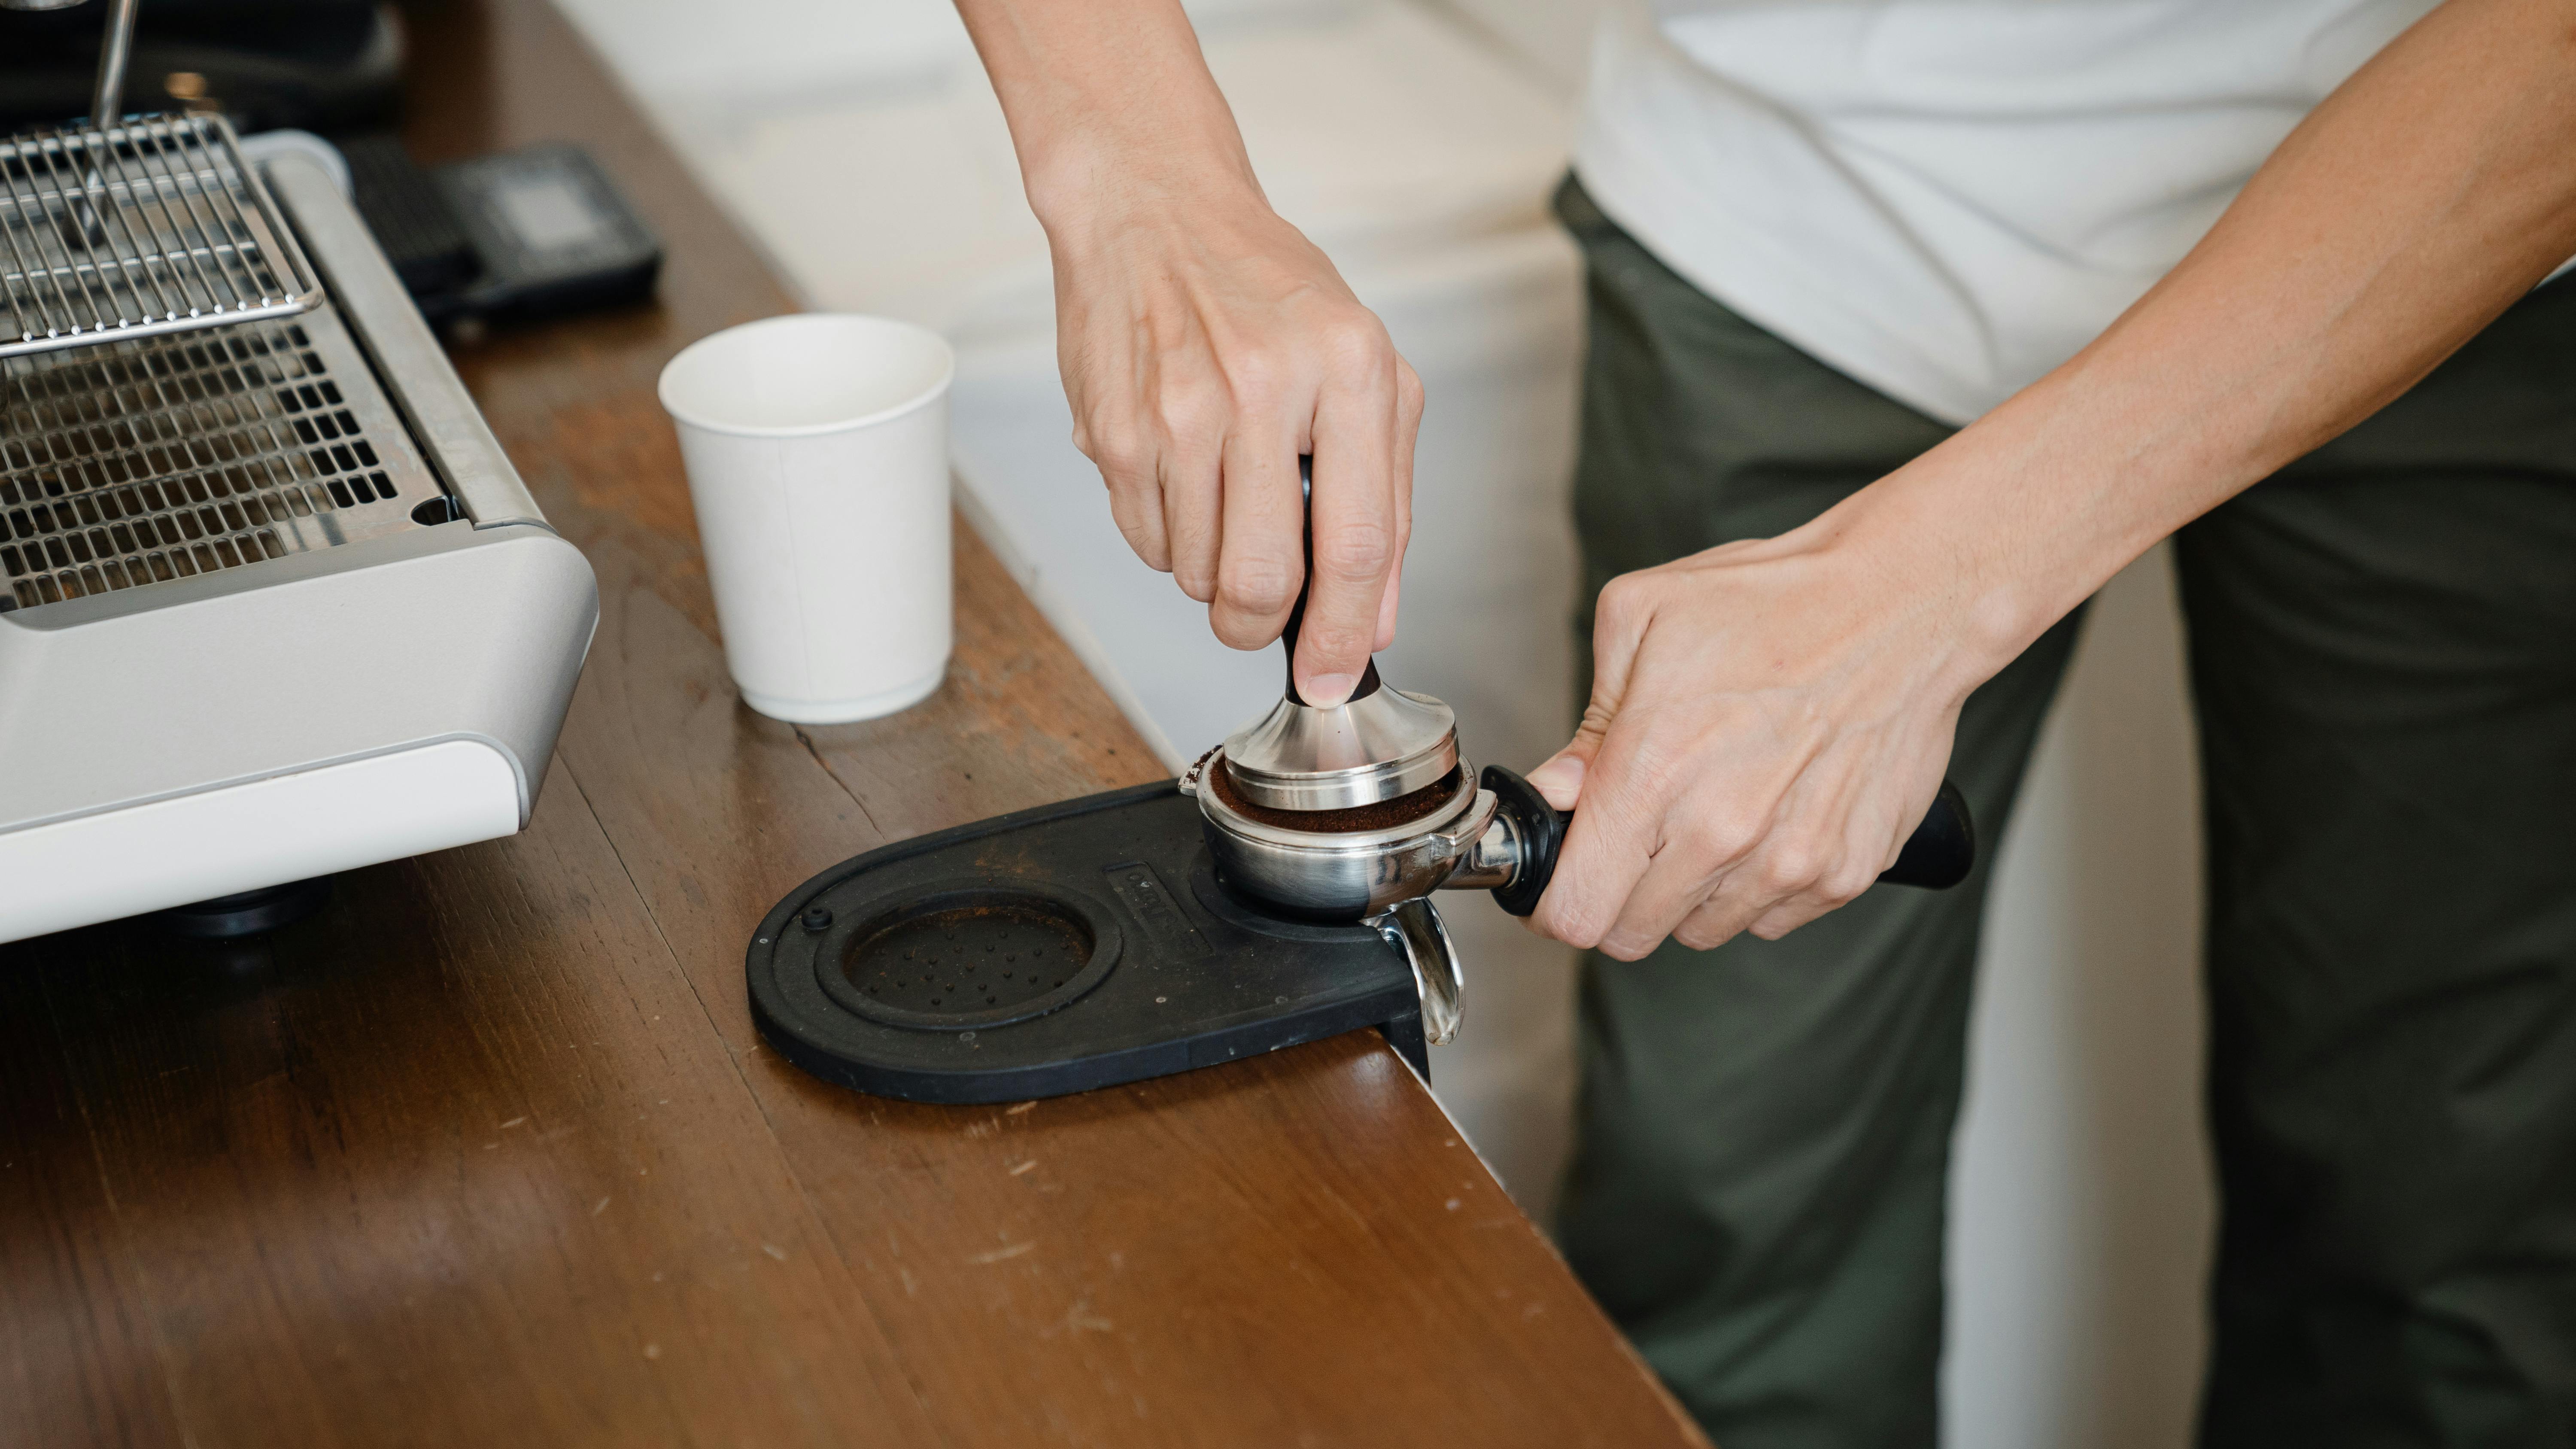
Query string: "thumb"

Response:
xmin=1529 ymin=579 xmax=1649 ymax=810
xmin=1528 ymin=691 xmax=1611 ymax=809
xmin=1527 ymin=668 xmax=1631 ymax=813
xmin=1527 ymin=695 xmax=1611 ymax=811
xmin=1524 ymin=750 xmax=1586 ymax=811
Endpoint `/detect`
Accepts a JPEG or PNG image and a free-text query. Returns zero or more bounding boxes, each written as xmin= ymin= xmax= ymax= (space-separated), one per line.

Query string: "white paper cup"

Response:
xmin=658 ymin=314 xmax=955 ymax=723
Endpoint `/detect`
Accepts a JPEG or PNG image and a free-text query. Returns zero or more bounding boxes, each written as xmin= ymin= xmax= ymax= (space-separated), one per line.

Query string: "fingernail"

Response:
xmin=1304 ymin=671 xmax=1358 ymax=708
xmin=1524 ymin=754 xmax=1584 ymax=805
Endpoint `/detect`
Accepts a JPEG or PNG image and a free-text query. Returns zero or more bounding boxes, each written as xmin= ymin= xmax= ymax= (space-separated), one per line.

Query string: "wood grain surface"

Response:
xmin=0 ymin=3 xmax=1706 ymax=1444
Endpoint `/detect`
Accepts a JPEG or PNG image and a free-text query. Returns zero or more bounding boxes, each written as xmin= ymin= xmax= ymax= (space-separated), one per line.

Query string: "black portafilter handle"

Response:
xmin=1479 ymin=764 xmax=1976 ymax=918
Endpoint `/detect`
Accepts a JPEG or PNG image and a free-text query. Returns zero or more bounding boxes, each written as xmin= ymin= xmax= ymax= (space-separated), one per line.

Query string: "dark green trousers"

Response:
xmin=1549 ymin=176 xmax=2576 ymax=1448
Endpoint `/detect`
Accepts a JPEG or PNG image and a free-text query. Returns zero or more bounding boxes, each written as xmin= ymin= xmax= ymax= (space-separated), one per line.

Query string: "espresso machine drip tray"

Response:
xmin=747 ymin=782 xmax=1427 ymax=1105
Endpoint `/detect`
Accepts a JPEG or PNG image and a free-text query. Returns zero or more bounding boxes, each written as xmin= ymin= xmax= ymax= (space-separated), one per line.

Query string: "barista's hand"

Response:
xmin=952 ymin=0 xmax=1422 ymax=706
xmin=1522 ymin=517 xmax=1992 ymax=958
xmin=1046 ymin=185 xmax=1423 ymax=706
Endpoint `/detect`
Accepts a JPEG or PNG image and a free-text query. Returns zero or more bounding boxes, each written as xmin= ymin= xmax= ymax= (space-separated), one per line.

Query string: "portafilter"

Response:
xmin=1184 ymin=558 xmax=1976 ymax=1049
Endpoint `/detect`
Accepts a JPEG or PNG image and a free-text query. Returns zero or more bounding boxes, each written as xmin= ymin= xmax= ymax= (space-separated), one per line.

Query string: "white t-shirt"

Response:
xmin=1573 ymin=0 xmax=2441 ymax=424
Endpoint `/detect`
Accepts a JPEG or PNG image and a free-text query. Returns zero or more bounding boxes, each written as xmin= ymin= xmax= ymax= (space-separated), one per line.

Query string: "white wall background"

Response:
xmin=553 ymin=0 xmax=2216 ymax=1441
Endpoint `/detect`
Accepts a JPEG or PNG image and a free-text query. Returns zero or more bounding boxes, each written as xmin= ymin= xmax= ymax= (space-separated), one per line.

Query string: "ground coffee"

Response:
xmin=1207 ymin=757 xmax=1462 ymax=835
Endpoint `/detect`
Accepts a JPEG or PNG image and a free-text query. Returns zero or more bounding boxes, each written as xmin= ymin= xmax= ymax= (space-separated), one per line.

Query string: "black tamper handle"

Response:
xmin=1280 ymin=455 xmax=1382 ymax=707
xmin=1480 ymin=765 xmax=1975 ymax=918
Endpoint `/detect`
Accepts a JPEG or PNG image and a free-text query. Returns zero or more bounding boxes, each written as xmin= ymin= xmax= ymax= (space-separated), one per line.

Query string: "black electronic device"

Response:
xmin=747 ymin=782 xmax=1428 ymax=1106
xmin=346 ymin=134 xmax=661 ymax=329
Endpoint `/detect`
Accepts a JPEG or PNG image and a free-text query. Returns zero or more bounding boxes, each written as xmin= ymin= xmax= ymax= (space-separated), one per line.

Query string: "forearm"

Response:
xmin=951 ymin=0 xmax=1261 ymax=231
xmin=1847 ymin=0 xmax=2576 ymax=690
xmin=949 ymin=0 xmax=1421 ymax=701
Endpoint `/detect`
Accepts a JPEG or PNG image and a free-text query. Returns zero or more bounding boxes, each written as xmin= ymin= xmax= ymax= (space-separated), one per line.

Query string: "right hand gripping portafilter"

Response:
xmin=1476 ymin=769 xmax=1974 ymax=917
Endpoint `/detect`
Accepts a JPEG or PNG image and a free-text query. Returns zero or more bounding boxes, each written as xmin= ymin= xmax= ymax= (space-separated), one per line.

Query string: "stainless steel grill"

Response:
xmin=0 ymin=115 xmax=322 ymax=359
xmin=0 ymin=307 xmax=442 ymax=611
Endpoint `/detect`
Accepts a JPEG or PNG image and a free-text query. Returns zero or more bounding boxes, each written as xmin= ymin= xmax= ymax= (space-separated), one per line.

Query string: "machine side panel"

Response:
xmin=0 ymin=523 xmax=596 ymax=831
xmin=0 ymin=739 xmax=519 ymax=945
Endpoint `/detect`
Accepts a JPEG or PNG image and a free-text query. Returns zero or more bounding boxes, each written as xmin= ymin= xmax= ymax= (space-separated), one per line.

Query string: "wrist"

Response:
xmin=1825 ymin=405 xmax=2151 ymax=696
xmin=1018 ymin=114 xmax=1263 ymax=242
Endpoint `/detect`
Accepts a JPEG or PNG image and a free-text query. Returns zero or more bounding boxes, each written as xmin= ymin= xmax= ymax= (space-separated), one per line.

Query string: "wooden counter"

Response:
xmin=0 ymin=3 xmax=1705 ymax=1444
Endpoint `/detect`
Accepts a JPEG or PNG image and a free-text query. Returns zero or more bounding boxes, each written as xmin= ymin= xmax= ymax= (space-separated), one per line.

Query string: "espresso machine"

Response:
xmin=0 ymin=0 xmax=596 ymax=944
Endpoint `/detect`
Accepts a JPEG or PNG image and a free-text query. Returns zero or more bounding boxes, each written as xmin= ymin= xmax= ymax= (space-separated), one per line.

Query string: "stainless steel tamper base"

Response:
xmin=1219 ymin=684 xmax=1459 ymax=811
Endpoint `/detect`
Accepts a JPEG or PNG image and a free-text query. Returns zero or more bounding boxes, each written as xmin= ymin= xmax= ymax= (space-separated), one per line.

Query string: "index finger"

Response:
xmin=1296 ymin=343 xmax=1401 ymax=707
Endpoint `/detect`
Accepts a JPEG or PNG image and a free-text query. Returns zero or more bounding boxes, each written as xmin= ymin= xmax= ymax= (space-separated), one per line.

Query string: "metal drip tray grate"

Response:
xmin=1 ymin=115 xmax=322 ymax=358
xmin=0 ymin=305 xmax=445 ymax=613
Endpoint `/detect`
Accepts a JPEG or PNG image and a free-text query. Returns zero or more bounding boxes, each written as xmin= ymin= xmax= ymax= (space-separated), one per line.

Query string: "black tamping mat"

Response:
xmin=747 ymin=781 xmax=1427 ymax=1105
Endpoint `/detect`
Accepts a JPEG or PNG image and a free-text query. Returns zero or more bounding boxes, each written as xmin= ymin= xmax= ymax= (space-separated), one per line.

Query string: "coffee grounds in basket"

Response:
xmin=1208 ymin=758 xmax=1463 ymax=834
